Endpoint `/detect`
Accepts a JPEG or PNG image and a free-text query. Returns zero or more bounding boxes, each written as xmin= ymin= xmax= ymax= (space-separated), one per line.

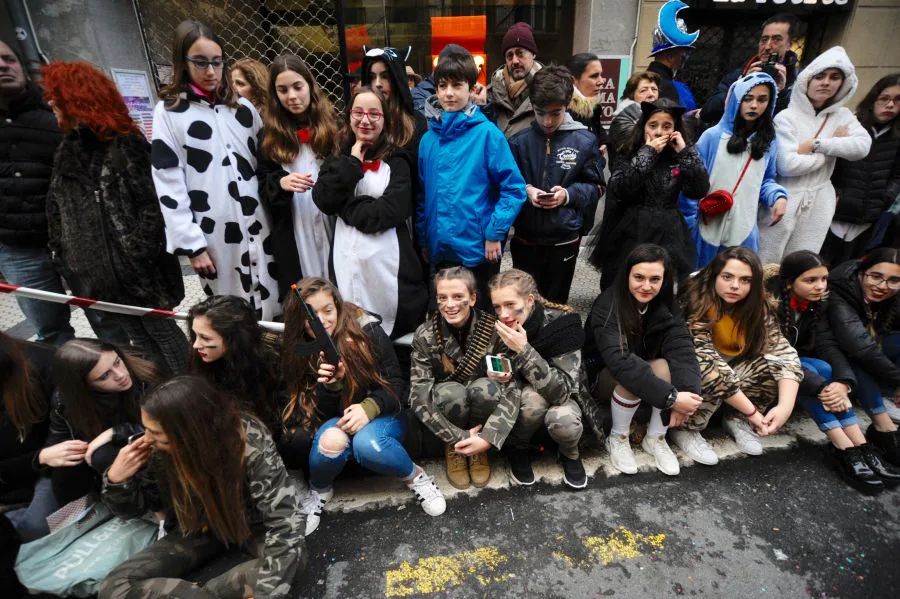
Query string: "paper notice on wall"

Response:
xmin=594 ymin=56 xmax=632 ymax=130
xmin=111 ymin=69 xmax=155 ymax=140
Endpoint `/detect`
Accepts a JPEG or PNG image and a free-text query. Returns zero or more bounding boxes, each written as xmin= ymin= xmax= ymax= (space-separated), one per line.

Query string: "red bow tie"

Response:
xmin=361 ymin=159 xmax=381 ymax=173
xmin=789 ymin=295 xmax=810 ymax=313
xmin=296 ymin=128 xmax=311 ymax=144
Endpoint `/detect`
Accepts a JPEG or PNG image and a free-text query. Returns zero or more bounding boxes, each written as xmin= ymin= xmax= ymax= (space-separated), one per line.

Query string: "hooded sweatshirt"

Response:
xmin=417 ymin=97 xmax=526 ymax=267
xmin=682 ymin=72 xmax=787 ymax=267
xmin=360 ymin=48 xmax=429 ymax=154
xmin=757 ymin=46 xmax=871 ymax=262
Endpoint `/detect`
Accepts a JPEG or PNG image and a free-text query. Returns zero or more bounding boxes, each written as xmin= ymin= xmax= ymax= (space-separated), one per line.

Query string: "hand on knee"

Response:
xmin=318 ymin=428 xmax=350 ymax=459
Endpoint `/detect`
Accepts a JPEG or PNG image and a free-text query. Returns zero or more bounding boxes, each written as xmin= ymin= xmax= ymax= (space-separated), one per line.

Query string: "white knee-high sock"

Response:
xmin=610 ymin=391 xmax=640 ymax=437
xmin=647 ymin=407 xmax=668 ymax=438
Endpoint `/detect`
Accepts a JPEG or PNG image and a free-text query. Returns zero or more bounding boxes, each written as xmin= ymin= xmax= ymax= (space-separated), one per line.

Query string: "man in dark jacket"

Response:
xmin=0 ymin=40 xmax=73 ymax=345
xmin=488 ymin=21 xmax=542 ymax=138
xmin=508 ymin=66 xmax=604 ymax=304
xmin=701 ymin=14 xmax=799 ymax=128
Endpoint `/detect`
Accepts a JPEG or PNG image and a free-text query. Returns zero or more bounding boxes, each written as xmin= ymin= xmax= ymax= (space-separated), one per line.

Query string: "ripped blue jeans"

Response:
xmin=308 ymin=413 xmax=414 ymax=492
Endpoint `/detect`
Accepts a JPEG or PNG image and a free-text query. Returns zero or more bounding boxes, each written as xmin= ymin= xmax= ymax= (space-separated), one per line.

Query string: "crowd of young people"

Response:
xmin=1 ymin=13 xmax=899 ymax=597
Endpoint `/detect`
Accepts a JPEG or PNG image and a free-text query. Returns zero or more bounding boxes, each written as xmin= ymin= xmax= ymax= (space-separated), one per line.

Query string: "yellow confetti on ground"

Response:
xmin=552 ymin=551 xmax=576 ymax=567
xmin=385 ymin=546 xmax=510 ymax=597
xmin=582 ymin=526 xmax=666 ymax=566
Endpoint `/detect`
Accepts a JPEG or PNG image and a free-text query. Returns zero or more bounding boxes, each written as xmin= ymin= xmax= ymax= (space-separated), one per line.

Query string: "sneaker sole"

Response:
xmin=563 ymin=474 xmax=588 ymax=489
xmin=735 ymin=444 xmax=764 ymax=457
xmin=508 ymin=470 xmax=535 ymax=486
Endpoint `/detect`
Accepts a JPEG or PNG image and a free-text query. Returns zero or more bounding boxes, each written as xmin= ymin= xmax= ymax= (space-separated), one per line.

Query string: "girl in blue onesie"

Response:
xmin=682 ymin=72 xmax=788 ymax=268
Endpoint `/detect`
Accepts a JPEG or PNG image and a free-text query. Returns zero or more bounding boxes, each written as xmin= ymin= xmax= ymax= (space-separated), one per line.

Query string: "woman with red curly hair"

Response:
xmin=42 ymin=62 xmax=189 ymax=375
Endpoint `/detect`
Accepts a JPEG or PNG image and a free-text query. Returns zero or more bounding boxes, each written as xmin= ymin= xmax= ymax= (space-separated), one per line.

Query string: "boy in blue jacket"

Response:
xmin=417 ymin=46 xmax=526 ymax=308
xmin=508 ymin=65 xmax=604 ymax=303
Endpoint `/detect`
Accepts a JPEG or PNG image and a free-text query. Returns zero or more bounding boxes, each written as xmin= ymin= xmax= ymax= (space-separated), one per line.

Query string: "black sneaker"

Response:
xmin=507 ymin=450 xmax=534 ymax=485
xmin=560 ymin=454 xmax=587 ymax=490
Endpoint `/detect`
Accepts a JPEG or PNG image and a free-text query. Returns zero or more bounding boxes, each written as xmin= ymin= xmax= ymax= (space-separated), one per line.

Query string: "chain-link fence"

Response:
xmin=134 ymin=0 xmax=347 ymax=112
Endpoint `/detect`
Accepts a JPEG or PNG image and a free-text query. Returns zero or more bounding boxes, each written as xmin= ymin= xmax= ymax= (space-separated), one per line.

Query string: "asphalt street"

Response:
xmin=294 ymin=442 xmax=899 ymax=599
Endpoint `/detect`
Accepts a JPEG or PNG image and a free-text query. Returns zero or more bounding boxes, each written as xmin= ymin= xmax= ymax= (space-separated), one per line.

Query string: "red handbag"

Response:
xmin=698 ymin=154 xmax=753 ymax=224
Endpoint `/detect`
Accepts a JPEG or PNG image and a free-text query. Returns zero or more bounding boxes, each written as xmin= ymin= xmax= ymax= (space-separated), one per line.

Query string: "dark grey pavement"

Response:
xmin=295 ymin=443 xmax=899 ymax=598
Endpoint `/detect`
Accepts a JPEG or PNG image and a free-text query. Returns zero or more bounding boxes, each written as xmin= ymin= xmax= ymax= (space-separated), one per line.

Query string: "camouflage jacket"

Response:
xmin=507 ymin=307 xmax=581 ymax=406
xmin=409 ymin=310 xmax=519 ymax=449
xmin=101 ymin=416 xmax=305 ymax=599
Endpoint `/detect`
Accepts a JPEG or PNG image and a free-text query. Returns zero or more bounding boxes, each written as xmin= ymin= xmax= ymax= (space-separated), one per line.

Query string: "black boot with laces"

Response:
xmin=829 ymin=445 xmax=884 ymax=495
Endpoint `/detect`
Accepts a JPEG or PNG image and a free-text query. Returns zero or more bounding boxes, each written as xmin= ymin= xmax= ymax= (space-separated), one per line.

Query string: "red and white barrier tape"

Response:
xmin=0 ymin=282 xmax=284 ymax=333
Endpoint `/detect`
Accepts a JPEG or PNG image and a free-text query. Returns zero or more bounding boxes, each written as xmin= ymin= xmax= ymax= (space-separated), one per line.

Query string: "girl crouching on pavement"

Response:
xmin=769 ymin=250 xmax=899 ymax=493
xmin=582 ymin=244 xmax=703 ymax=476
xmin=827 ymin=248 xmax=900 ymax=465
xmin=488 ymin=269 xmax=588 ymax=489
xmin=672 ymin=247 xmax=801 ymax=465
xmin=187 ymin=295 xmax=283 ymax=441
xmin=97 ymin=375 xmax=305 ymax=599
xmin=410 ymin=267 xmax=519 ymax=490
xmin=282 ymin=277 xmax=444 ymax=535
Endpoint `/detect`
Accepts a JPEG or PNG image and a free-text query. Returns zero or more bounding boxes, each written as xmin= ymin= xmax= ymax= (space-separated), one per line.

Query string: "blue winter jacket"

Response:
xmin=417 ymin=99 xmax=526 ymax=267
xmin=508 ymin=115 xmax=604 ymax=244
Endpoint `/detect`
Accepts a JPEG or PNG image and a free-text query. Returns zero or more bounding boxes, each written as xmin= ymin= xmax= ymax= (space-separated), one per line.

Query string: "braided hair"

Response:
xmin=487 ymin=269 xmax=577 ymax=316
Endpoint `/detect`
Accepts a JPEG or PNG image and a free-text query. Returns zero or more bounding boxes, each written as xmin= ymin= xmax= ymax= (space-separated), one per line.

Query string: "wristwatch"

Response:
xmin=665 ymin=389 xmax=678 ymax=409
xmin=812 ymin=139 xmax=821 ymax=154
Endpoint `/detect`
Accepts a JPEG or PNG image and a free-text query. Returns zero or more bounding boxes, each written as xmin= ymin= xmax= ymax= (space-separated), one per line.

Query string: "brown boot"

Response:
xmin=469 ymin=451 xmax=491 ymax=488
xmin=445 ymin=444 xmax=470 ymax=489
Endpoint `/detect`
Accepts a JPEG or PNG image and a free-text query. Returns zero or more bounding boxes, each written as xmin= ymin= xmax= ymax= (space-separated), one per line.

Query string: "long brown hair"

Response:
xmin=681 ymin=247 xmax=769 ymax=359
xmin=340 ymin=86 xmax=393 ymax=161
xmin=53 ymin=339 xmax=161 ymax=439
xmin=281 ymin=277 xmax=392 ymax=430
xmin=141 ymin=375 xmax=250 ymax=545
xmin=187 ymin=295 xmax=279 ymax=428
xmin=260 ymin=54 xmax=338 ymax=163
xmin=370 ymin=58 xmax=417 ymax=148
xmin=159 ymin=20 xmax=237 ymax=111
xmin=0 ymin=332 xmax=47 ymax=439
xmin=232 ymin=58 xmax=270 ymax=115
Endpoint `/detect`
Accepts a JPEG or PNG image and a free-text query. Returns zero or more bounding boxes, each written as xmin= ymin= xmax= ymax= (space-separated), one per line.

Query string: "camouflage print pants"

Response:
xmin=98 ymin=529 xmax=265 ymax=599
xmin=432 ymin=378 xmax=501 ymax=430
xmin=508 ymin=387 xmax=583 ymax=459
xmin=686 ymin=353 xmax=780 ymax=432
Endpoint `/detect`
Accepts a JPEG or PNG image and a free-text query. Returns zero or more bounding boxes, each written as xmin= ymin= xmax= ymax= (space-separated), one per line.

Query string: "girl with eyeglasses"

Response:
xmin=258 ymin=54 xmax=339 ymax=298
xmin=827 ymin=248 xmax=900 ymax=465
xmin=312 ymin=87 xmax=427 ymax=339
xmin=769 ymin=251 xmax=899 ymax=493
xmin=822 ymin=73 xmax=900 ymax=263
xmin=151 ymin=20 xmax=280 ymax=320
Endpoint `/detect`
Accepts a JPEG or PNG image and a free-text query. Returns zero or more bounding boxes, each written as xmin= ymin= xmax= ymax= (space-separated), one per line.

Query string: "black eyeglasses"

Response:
xmin=185 ymin=57 xmax=225 ymax=71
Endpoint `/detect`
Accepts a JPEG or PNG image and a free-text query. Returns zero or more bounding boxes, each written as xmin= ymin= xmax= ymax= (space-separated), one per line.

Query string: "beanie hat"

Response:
xmin=501 ymin=22 xmax=538 ymax=56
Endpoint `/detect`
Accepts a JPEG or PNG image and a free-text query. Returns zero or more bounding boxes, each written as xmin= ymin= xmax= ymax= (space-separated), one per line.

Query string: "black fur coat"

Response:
xmin=46 ymin=128 xmax=183 ymax=308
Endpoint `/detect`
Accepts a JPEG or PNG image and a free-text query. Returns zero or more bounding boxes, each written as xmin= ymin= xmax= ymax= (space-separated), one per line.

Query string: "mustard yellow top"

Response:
xmin=708 ymin=307 xmax=746 ymax=358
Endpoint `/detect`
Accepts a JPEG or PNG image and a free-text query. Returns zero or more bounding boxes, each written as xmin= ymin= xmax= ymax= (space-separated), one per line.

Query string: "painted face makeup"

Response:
xmin=88 ymin=351 xmax=133 ymax=393
xmin=191 ymin=315 xmax=226 ymax=363
xmin=436 ymin=279 xmax=476 ymax=328
xmin=490 ymin=286 xmax=535 ymax=327
xmin=740 ymin=84 xmax=771 ymax=122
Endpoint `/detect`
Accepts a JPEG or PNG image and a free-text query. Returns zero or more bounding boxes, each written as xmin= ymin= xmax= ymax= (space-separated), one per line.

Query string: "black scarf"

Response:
xmin=526 ymin=308 xmax=585 ymax=359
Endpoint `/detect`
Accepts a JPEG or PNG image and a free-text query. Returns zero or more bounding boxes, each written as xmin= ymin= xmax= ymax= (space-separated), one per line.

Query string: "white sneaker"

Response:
xmin=641 ymin=434 xmax=680 ymax=476
xmin=301 ymin=487 xmax=334 ymax=536
xmin=670 ymin=429 xmax=719 ymax=466
xmin=884 ymin=400 xmax=900 ymax=425
xmin=606 ymin=434 xmax=638 ymax=474
xmin=723 ymin=417 xmax=763 ymax=456
xmin=407 ymin=471 xmax=446 ymax=517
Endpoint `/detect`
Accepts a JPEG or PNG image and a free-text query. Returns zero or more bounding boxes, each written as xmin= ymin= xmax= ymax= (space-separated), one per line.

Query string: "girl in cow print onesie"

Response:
xmin=150 ymin=20 xmax=280 ymax=320
xmin=312 ymin=87 xmax=427 ymax=339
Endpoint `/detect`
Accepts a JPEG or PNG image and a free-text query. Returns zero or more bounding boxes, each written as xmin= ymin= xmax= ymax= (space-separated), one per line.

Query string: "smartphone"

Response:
xmin=537 ymin=192 xmax=555 ymax=201
xmin=127 ymin=432 xmax=145 ymax=445
xmin=485 ymin=355 xmax=513 ymax=375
